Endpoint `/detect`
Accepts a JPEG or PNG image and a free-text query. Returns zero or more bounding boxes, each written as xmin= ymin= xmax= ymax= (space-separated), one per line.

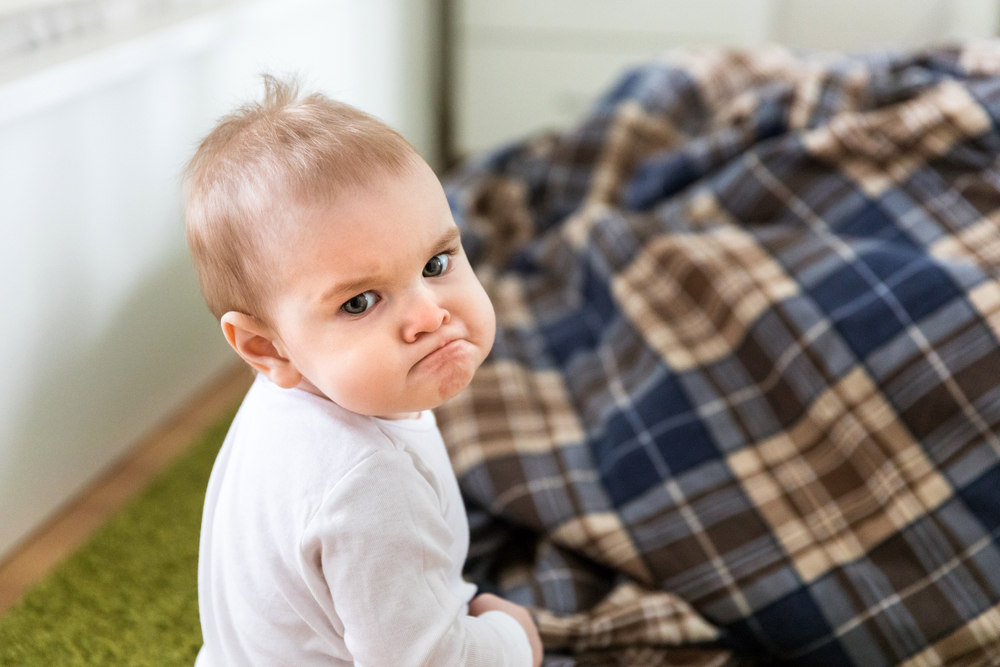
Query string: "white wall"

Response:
xmin=0 ymin=0 xmax=438 ymax=561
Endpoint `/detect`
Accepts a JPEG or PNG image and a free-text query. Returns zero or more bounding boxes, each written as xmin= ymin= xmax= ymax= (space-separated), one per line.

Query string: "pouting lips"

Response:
xmin=413 ymin=339 xmax=472 ymax=372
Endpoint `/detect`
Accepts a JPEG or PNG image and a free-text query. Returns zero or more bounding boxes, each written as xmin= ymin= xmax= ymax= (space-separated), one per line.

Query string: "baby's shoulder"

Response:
xmin=227 ymin=377 xmax=399 ymax=493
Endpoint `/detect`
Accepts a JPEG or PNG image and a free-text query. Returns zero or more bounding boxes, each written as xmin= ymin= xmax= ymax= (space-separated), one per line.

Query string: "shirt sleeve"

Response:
xmin=302 ymin=448 xmax=533 ymax=667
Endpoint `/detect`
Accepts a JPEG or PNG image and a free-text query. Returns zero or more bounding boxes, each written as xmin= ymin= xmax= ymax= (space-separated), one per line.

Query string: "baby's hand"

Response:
xmin=468 ymin=593 xmax=543 ymax=667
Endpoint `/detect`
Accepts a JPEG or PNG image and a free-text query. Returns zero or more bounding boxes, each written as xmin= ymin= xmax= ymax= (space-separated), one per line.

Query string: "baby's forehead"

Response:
xmin=264 ymin=155 xmax=448 ymax=247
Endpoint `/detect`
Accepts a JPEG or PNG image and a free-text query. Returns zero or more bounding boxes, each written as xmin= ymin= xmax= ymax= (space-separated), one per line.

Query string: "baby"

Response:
xmin=184 ymin=76 xmax=544 ymax=667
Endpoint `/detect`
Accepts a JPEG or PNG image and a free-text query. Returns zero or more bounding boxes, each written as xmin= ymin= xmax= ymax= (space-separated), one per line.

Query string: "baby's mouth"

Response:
xmin=421 ymin=338 xmax=460 ymax=360
xmin=413 ymin=339 xmax=471 ymax=372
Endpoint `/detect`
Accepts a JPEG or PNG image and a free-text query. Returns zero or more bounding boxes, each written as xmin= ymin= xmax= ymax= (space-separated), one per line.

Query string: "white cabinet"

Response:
xmin=771 ymin=0 xmax=999 ymax=52
xmin=454 ymin=0 xmax=999 ymax=157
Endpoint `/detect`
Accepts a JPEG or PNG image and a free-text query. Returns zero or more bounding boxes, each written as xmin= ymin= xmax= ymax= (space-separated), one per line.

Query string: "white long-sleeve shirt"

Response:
xmin=195 ymin=375 xmax=531 ymax=667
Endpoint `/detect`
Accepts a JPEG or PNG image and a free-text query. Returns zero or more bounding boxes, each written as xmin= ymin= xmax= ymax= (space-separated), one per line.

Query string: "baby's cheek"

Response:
xmin=355 ymin=366 xmax=394 ymax=407
xmin=471 ymin=289 xmax=497 ymax=353
xmin=321 ymin=358 xmax=388 ymax=414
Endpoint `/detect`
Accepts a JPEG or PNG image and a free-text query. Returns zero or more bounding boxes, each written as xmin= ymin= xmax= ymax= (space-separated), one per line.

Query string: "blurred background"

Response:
xmin=0 ymin=0 xmax=997 ymax=563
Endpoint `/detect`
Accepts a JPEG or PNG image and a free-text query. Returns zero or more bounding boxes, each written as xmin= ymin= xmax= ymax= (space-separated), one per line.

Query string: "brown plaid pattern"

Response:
xmin=439 ymin=46 xmax=1000 ymax=666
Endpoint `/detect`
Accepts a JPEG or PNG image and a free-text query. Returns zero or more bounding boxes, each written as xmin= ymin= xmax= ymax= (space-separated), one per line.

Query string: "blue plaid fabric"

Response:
xmin=437 ymin=45 xmax=1000 ymax=667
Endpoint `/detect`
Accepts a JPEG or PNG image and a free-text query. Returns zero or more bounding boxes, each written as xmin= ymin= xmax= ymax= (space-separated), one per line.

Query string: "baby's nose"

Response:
xmin=402 ymin=289 xmax=450 ymax=342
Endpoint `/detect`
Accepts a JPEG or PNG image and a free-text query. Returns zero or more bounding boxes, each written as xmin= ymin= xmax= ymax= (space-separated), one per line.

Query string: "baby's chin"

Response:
xmin=433 ymin=363 xmax=477 ymax=404
xmin=309 ymin=360 xmax=481 ymax=417
xmin=389 ymin=379 xmax=474 ymax=416
xmin=326 ymin=387 xmax=466 ymax=419
xmin=374 ymin=377 xmax=477 ymax=417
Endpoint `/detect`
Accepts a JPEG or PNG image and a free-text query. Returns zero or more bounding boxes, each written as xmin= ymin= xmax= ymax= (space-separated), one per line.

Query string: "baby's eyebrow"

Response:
xmin=317 ymin=226 xmax=462 ymax=305
xmin=319 ymin=275 xmax=383 ymax=304
xmin=435 ymin=226 xmax=461 ymax=249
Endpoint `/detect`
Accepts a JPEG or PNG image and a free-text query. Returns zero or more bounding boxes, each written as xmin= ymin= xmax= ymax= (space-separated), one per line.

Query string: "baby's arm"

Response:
xmin=305 ymin=449 xmax=535 ymax=667
xmin=469 ymin=593 xmax=543 ymax=667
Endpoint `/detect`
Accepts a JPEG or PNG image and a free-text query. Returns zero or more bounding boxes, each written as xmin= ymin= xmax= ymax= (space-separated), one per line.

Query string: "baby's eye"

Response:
xmin=341 ymin=291 xmax=378 ymax=315
xmin=423 ymin=253 xmax=450 ymax=278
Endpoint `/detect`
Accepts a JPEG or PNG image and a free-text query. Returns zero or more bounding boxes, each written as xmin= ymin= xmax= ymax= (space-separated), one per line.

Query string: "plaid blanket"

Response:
xmin=436 ymin=45 xmax=1000 ymax=666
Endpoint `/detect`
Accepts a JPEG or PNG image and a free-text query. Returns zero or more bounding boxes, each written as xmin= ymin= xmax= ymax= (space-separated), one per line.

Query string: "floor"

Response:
xmin=0 ymin=363 xmax=255 ymax=616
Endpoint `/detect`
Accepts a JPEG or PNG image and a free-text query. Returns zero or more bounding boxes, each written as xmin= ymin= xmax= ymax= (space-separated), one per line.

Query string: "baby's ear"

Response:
xmin=220 ymin=312 xmax=303 ymax=389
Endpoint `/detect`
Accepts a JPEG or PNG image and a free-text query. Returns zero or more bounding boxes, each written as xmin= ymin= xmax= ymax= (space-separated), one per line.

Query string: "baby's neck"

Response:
xmin=375 ymin=411 xmax=421 ymax=421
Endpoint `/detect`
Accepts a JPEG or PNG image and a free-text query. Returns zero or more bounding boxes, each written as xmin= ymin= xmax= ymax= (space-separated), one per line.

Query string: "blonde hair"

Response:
xmin=184 ymin=75 xmax=418 ymax=324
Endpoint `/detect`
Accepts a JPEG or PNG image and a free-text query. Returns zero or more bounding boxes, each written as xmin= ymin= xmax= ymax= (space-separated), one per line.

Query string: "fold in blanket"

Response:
xmin=437 ymin=45 xmax=1000 ymax=666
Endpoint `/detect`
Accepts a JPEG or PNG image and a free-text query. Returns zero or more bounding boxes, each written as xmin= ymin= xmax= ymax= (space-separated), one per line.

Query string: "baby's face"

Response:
xmin=268 ymin=158 xmax=496 ymax=419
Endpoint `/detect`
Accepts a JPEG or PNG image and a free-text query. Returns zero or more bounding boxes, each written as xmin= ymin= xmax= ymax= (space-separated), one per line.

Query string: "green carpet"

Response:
xmin=0 ymin=405 xmax=237 ymax=667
